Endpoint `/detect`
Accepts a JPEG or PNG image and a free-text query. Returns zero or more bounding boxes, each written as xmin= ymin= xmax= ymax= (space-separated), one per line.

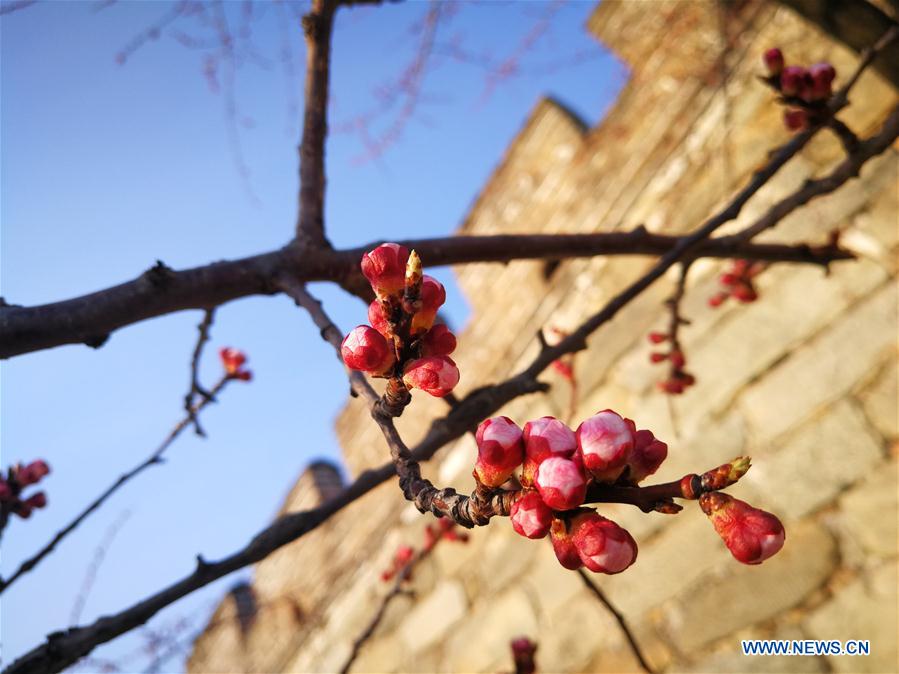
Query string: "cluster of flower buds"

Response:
xmin=342 ymin=244 xmax=460 ymax=399
xmin=708 ymin=259 xmax=766 ymax=308
xmin=219 ymin=347 xmax=253 ymax=381
xmin=647 ymin=331 xmax=695 ymax=395
xmin=380 ymin=517 xmax=468 ymax=582
xmin=510 ymin=637 xmax=538 ymax=674
xmin=475 ymin=411 xmax=668 ymax=574
xmin=762 ymin=48 xmax=837 ymax=132
xmin=699 ymin=492 xmax=785 ymax=564
xmin=0 ymin=460 xmax=51 ymax=520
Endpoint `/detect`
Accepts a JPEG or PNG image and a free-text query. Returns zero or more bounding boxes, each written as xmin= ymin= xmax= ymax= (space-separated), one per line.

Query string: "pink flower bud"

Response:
xmin=550 ymin=518 xmax=582 ymax=570
xmin=699 ymin=492 xmax=785 ymax=565
xmin=523 ymin=416 xmax=577 ymax=464
xmin=576 ymin=410 xmax=634 ymax=482
xmin=624 ymin=428 xmax=668 ymax=484
xmin=219 ymin=347 xmax=247 ymax=374
xmin=361 ymin=243 xmax=410 ymax=298
xmin=24 ymin=491 xmax=47 ymax=509
xmin=658 ymin=378 xmax=685 ymax=395
xmin=17 ymin=460 xmax=50 ymax=487
xmin=367 ymin=300 xmax=390 ymax=337
xmin=535 ymin=456 xmax=587 ymax=511
xmin=0 ymin=479 xmax=11 ymax=502
xmin=708 ymin=293 xmax=726 ymax=308
xmin=420 ymin=324 xmax=457 ymax=357
xmin=510 ymin=637 xmax=537 ymax=674
xmin=783 ymin=109 xmax=808 ymax=132
xmin=341 ymin=325 xmax=395 ymax=374
xmin=720 ymin=272 xmax=739 ymax=286
xmin=808 ymin=62 xmax=835 ymax=100
xmin=411 ymin=276 xmax=446 ymax=334
xmin=647 ymin=332 xmax=667 ymax=344
xmin=780 ymin=65 xmax=808 ymax=97
xmin=732 ymin=283 xmax=758 ymax=303
xmin=649 ymin=352 xmax=667 ymax=364
xmin=510 ymin=491 xmax=553 ymax=539
xmin=670 ymin=351 xmax=686 ymax=369
xmin=474 ymin=416 xmax=524 ymax=487
xmin=395 ymin=544 xmax=414 ymax=566
xmin=403 ymin=356 xmax=459 ymax=397
xmin=571 ymin=512 xmax=638 ymax=574
xmin=763 ymin=47 xmax=784 ymax=75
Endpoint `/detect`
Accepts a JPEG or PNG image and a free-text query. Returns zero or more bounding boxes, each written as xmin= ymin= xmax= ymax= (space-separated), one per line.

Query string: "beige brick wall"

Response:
xmin=188 ymin=1 xmax=898 ymax=672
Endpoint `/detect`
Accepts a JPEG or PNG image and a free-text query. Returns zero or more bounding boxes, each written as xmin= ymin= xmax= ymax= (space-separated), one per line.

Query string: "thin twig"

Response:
xmin=577 ymin=569 xmax=654 ymax=674
xmin=184 ymin=308 xmax=216 ymax=436
xmin=0 ymin=376 xmax=230 ymax=595
xmin=70 ymin=510 xmax=133 ymax=625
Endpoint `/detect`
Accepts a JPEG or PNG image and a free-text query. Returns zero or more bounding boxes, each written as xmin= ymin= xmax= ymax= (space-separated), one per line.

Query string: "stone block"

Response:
xmin=398 ymin=580 xmax=468 ymax=654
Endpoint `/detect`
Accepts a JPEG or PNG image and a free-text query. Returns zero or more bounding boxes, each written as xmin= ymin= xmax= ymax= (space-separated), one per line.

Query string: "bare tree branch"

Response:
xmin=184 ymin=308 xmax=216 ymax=436
xmin=0 ymin=376 xmax=231 ymax=595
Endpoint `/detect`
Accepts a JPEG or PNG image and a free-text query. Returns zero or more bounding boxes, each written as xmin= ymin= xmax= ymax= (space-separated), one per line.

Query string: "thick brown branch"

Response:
xmin=0 ymin=236 xmax=851 ymax=360
xmin=295 ymin=0 xmax=337 ymax=246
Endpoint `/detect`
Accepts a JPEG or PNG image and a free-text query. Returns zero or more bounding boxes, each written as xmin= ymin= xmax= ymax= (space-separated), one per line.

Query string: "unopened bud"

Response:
xmin=571 ymin=511 xmax=638 ymax=574
xmin=763 ymin=47 xmax=784 ymax=75
xmin=361 ymin=243 xmax=410 ymax=299
xmin=624 ymin=428 xmax=668 ymax=484
xmin=17 ymin=460 xmax=50 ymax=487
xmin=699 ymin=492 xmax=785 ymax=565
xmin=701 ymin=456 xmax=751 ymax=491
xmin=550 ymin=518 xmax=582 ymax=570
xmin=411 ymin=276 xmax=446 ymax=335
xmin=367 ymin=300 xmax=391 ymax=337
xmin=576 ymin=410 xmax=634 ymax=482
xmin=780 ymin=65 xmax=808 ymax=97
xmin=0 ymin=479 xmax=11 ymax=502
xmin=403 ymin=356 xmax=459 ymax=397
xmin=474 ymin=416 xmax=524 ymax=487
xmin=420 ymin=324 xmax=457 ymax=357
xmin=341 ymin=325 xmax=395 ymax=374
xmin=510 ymin=491 xmax=553 ymax=539
xmin=783 ymin=109 xmax=808 ymax=132
xmin=523 ymin=416 xmax=577 ymax=464
xmin=535 ymin=456 xmax=587 ymax=511
xmin=24 ymin=491 xmax=47 ymax=509
xmin=647 ymin=332 xmax=668 ymax=344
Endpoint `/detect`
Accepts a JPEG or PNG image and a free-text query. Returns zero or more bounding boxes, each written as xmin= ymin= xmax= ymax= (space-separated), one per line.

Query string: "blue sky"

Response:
xmin=0 ymin=1 xmax=624 ymax=670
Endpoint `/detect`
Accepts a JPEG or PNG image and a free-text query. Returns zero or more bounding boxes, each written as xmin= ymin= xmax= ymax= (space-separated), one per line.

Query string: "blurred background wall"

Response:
xmin=188 ymin=1 xmax=898 ymax=671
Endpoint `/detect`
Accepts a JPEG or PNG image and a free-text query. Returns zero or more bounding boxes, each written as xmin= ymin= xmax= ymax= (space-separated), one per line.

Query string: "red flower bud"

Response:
xmin=411 ymin=276 xmax=446 ymax=334
xmin=669 ymin=350 xmax=686 ymax=369
xmin=510 ymin=491 xmax=553 ymax=539
xmin=219 ymin=347 xmax=246 ymax=374
xmin=523 ymin=416 xmax=577 ymax=464
xmin=624 ymin=428 xmax=668 ymax=484
xmin=699 ymin=492 xmax=785 ymax=565
xmin=720 ymin=272 xmax=739 ymax=286
xmin=17 ymin=460 xmax=50 ymax=487
xmin=808 ymin=62 xmax=835 ymax=100
xmin=12 ymin=502 xmax=33 ymax=519
xmin=420 ymin=324 xmax=457 ymax=357
xmin=511 ymin=637 xmax=537 ymax=674
xmin=658 ymin=379 xmax=685 ymax=395
xmin=361 ymin=243 xmax=410 ymax=298
xmin=763 ymin=47 xmax=784 ymax=75
xmin=367 ymin=300 xmax=390 ymax=337
xmin=783 ymin=109 xmax=808 ymax=132
xmin=780 ymin=65 xmax=808 ymax=97
xmin=550 ymin=518 xmax=582 ymax=570
xmin=0 ymin=479 xmax=11 ymax=502
xmin=576 ymin=410 xmax=634 ymax=482
xmin=403 ymin=356 xmax=460 ymax=397
xmin=649 ymin=352 xmax=667 ymax=364
xmin=708 ymin=293 xmax=726 ymax=308
xmin=535 ymin=456 xmax=587 ymax=511
xmin=571 ymin=512 xmax=638 ymax=574
xmin=474 ymin=416 xmax=524 ymax=487
xmin=732 ymin=283 xmax=758 ymax=303
xmin=647 ymin=332 xmax=668 ymax=344
xmin=341 ymin=325 xmax=395 ymax=374
xmin=395 ymin=544 xmax=415 ymax=566
xmin=24 ymin=491 xmax=47 ymax=509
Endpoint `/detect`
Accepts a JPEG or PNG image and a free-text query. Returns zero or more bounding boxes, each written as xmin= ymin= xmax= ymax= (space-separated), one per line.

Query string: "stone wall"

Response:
xmin=188 ymin=1 xmax=898 ymax=672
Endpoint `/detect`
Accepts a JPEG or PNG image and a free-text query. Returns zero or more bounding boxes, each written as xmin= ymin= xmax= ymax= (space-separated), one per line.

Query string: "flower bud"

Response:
xmin=420 ymin=324 xmax=457 ymax=357
xmin=550 ymin=518 xmax=582 ymax=570
xmin=511 ymin=637 xmax=537 ymax=674
xmin=649 ymin=352 xmax=667 ymax=364
xmin=732 ymin=283 xmax=758 ymax=303
xmin=403 ymin=356 xmax=460 ymax=397
xmin=474 ymin=416 xmax=524 ymax=487
xmin=17 ymin=460 xmax=50 ymax=487
xmin=341 ymin=325 xmax=395 ymax=374
xmin=368 ymin=300 xmax=390 ymax=337
xmin=576 ymin=410 xmax=634 ymax=482
xmin=361 ymin=243 xmax=410 ymax=298
xmin=571 ymin=512 xmax=638 ymax=574
xmin=535 ymin=456 xmax=587 ymax=511
xmin=624 ymin=428 xmax=668 ymax=484
xmin=807 ymin=62 xmax=836 ymax=100
xmin=24 ymin=491 xmax=47 ymax=509
xmin=523 ymin=416 xmax=577 ymax=463
xmin=670 ymin=351 xmax=686 ymax=369
xmin=763 ymin=47 xmax=784 ymax=75
xmin=411 ymin=276 xmax=446 ymax=334
xmin=658 ymin=378 xmax=685 ymax=395
xmin=699 ymin=492 xmax=785 ymax=565
xmin=510 ymin=491 xmax=553 ymax=539
xmin=0 ymin=479 xmax=11 ymax=502
xmin=13 ymin=502 xmax=33 ymax=519
xmin=219 ymin=347 xmax=246 ymax=375
xmin=647 ymin=332 xmax=668 ymax=344
xmin=708 ymin=293 xmax=726 ymax=308
xmin=395 ymin=544 xmax=414 ymax=566
xmin=783 ymin=109 xmax=808 ymax=132
xmin=780 ymin=65 xmax=808 ymax=97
